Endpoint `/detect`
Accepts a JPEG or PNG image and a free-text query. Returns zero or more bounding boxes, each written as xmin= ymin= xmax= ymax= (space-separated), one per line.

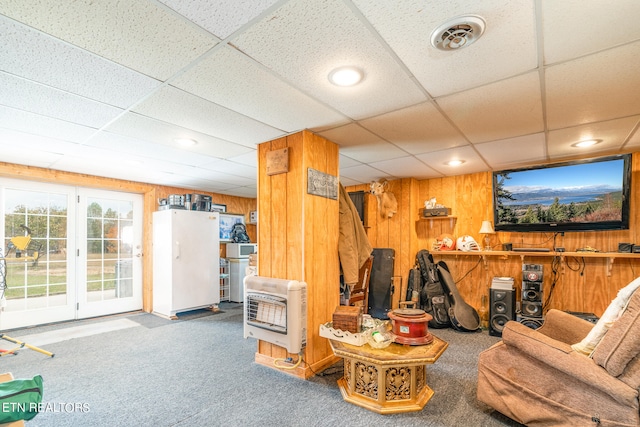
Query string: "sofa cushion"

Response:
xmin=572 ymin=277 xmax=640 ymax=356
xmin=592 ymin=289 xmax=640 ymax=377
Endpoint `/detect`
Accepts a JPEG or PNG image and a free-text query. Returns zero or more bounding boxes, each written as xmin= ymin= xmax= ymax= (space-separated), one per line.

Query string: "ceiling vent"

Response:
xmin=430 ymin=15 xmax=486 ymax=51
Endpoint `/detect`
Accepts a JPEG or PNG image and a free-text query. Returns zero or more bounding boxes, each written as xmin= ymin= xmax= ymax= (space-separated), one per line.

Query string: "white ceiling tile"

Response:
xmin=438 ymin=72 xmax=543 ymax=143
xmin=542 ymin=0 xmax=640 ymax=64
xmin=219 ymin=186 xmax=257 ymax=198
xmin=475 ymin=133 xmax=546 ymax=170
xmin=103 ymin=112 xmax=253 ymax=159
xmin=232 ymin=0 xmax=427 ymax=119
xmin=172 ymin=46 xmax=348 ymax=132
xmin=199 ymin=159 xmax=257 ymax=179
xmin=170 ymin=165 xmax=256 ymax=186
xmin=368 ymin=156 xmax=441 ymax=180
xmin=359 ymin=102 xmax=467 ymax=154
xmin=86 ymin=132 xmax=219 ymax=168
xmin=546 ymin=42 xmax=640 ymax=130
xmin=0 ymin=128 xmax=83 ymax=154
xmin=547 ymin=116 xmax=640 ymax=160
xmin=415 ymin=145 xmax=488 ymax=175
xmin=319 ymin=123 xmax=408 ymax=163
xmin=0 ymin=72 xmax=123 ymax=128
xmin=0 ymin=105 xmax=95 ymax=143
xmin=0 ymin=16 xmax=160 ymax=108
xmin=338 ymin=176 xmax=362 ymax=187
xmin=353 ymin=0 xmax=538 ymax=97
xmin=340 ymin=164 xmax=391 ymax=184
xmin=626 ymin=122 xmax=640 ymax=150
xmin=0 ymin=138 xmax=63 ymax=168
xmin=227 ymin=150 xmax=258 ymax=168
xmin=339 ymin=154 xmax=362 ymax=169
xmin=157 ymin=0 xmax=279 ymax=39
xmin=132 ymin=86 xmax=284 ymax=146
xmin=0 ymin=0 xmax=217 ymax=80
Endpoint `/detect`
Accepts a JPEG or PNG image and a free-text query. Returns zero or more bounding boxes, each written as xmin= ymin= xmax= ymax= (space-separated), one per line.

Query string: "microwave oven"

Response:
xmin=226 ymin=243 xmax=257 ymax=259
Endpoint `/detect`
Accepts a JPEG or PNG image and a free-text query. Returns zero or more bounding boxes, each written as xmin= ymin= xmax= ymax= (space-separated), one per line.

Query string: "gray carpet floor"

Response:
xmin=0 ymin=303 xmax=524 ymax=426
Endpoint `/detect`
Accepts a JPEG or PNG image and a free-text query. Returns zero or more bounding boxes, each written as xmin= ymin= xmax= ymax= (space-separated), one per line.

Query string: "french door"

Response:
xmin=76 ymin=189 xmax=143 ymax=319
xmin=0 ymin=180 xmax=143 ymax=330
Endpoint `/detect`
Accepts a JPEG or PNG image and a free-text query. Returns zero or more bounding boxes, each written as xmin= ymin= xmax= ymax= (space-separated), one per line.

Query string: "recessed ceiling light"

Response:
xmin=174 ymin=138 xmax=197 ymax=147
xmin=431 ymin=15 xmax=486 ymax=51
xmin=572 ymin=139 xmax=601 ymax=148
xmin=446 ymin=159 xmax=465 ymax=166
xmin=328 ymin=67 xmax=363 ymax=87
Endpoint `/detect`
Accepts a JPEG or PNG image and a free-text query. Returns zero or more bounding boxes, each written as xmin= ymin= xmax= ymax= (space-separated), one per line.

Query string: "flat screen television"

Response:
xmin=493 ymin=154 xmax=632 ymax=232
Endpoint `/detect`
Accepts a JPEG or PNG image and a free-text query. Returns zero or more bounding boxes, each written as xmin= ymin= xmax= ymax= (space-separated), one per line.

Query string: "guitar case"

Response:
xmin=416 ymin=250 xmax=451 ymax=328
xmin=367 ymin=248 xmax=395 ymax=319
xmin=437 ymin=261 xmax=480 ymax=332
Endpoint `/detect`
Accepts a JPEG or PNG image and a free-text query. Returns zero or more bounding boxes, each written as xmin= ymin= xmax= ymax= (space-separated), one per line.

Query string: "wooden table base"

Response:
xmin=330 ymin=336 xmax=448 ymax=414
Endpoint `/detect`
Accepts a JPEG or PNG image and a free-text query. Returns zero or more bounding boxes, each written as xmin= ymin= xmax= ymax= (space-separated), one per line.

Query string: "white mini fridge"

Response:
xmin=152 ymin=210 xmax=220 ymax=318
xmin=229 ymin=258 xmax=249 ymax=302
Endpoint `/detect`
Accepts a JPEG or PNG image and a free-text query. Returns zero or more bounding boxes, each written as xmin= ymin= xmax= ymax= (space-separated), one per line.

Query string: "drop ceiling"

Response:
xmin=1 ymin=0 xmax=640 ymax=198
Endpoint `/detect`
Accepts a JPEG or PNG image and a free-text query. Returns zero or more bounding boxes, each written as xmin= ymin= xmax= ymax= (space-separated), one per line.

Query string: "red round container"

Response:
xmin=388 ymin=308 xmax=433 ymax=345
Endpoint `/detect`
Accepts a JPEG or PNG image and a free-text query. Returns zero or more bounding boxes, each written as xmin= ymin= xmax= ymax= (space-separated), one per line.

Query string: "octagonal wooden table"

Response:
xmin=329 ymin=336 xmax=448 ymax=414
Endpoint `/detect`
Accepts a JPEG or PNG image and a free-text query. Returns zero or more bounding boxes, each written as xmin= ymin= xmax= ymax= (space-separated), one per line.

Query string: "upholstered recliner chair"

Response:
xmin=477 ymin=283 xmax=640 ymax=427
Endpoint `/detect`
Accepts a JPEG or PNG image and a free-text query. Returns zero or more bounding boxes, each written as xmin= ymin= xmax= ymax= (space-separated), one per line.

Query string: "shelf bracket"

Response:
xmin=607 ymin=257 xmax=615 ymax=277
xmin=481 ymin=254 xmax=488 ymax=270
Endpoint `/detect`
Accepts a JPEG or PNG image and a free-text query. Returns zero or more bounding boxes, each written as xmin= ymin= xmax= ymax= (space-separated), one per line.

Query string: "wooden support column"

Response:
xmin=255 ymin=130 xmax=340 ymax=378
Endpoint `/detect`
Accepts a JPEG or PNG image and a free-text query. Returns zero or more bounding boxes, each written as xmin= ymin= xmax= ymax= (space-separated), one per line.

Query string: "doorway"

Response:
xmin=0 ymin=180 xmax=143 ymax=329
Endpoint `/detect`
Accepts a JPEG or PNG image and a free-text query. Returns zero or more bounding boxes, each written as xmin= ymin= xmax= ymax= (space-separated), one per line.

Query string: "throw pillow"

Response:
xmin=592 ymin=288 xmax=640 ymax=376
xmin=571 ymin=276 xmax=640 ymax=356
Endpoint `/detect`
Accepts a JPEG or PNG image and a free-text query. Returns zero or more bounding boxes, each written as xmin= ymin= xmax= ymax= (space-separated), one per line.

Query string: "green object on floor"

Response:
xmin=0 ymin=375 xmax=43 ymax=423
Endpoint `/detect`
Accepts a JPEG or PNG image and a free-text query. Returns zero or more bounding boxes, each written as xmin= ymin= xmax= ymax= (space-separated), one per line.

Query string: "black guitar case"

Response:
xmin=437 ymin=261 xmax=480 ymax=332
xmin=416 ymin=250 xmax=451 ymax=328
xmin=367 ymin=248 xmax=395 ymax=319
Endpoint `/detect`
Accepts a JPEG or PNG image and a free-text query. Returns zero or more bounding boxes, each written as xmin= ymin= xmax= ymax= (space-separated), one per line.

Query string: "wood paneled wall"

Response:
xmin=256 ymin=131 xmax=340 ymax=378
xmin=0 ymin=162 xmax=256 ymax=312
xmin=346 ymin=153 xmax=640 ymax=317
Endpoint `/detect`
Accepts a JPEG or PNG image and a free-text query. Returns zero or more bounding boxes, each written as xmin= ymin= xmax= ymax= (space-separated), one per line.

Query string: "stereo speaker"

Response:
xmin=517 ymin=315 xmax=544 ymax=330
xmin=522 ymin=264 xmax=543 ymax=318
xmin=489 ymin=288 xmax=516 ymax=337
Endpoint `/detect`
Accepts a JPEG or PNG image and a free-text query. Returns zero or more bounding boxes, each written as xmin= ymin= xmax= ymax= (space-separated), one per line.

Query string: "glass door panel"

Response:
xmin=0 ymin=181 xmax=75 ymax=330
xmin=77 ymin=190 xmax=142 ymax=318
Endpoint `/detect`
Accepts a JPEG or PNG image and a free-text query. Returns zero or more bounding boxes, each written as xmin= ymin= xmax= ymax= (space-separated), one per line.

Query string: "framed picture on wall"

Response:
xmin=211 ymin=203 xmax=226 ymax=213
xmin=219 ymin=213 xmax=245 ymax=242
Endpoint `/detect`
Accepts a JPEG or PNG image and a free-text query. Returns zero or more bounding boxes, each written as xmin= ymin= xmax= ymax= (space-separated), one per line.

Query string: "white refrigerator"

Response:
xmin=152 ymin=210 xmax=220 ymax=318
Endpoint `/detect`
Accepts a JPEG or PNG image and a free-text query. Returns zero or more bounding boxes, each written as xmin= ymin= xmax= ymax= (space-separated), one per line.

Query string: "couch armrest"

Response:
xmin=535 ymin=309 xmax=594 ymax=344
xmin=502 ymin=321 xmax=638 ymax=406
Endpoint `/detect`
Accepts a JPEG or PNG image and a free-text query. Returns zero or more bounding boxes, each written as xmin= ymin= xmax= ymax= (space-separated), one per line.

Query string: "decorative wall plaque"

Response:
xmin=266 ymin=147 xmax=289 ymax=175
xmin=307 ymin=168 xmax=338 ymax=200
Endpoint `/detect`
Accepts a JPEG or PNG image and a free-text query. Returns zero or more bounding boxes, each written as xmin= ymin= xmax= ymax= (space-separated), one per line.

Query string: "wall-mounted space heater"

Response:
xmin=243 ymin=275 xmax=307 ymax=354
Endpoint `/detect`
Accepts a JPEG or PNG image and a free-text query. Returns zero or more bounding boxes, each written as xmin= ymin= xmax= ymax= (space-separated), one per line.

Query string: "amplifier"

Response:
xmin=565 ymin=311 xmax=599 ymax=324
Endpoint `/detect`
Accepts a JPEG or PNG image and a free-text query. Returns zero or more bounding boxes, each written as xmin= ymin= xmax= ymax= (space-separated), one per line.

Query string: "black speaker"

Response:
xmin=489 ymin=288 xmax=516 ymax=337
xmin=522 ymin=264 xmax=543 ymax=318
xmin=517 ymin=315 xmax=544 ymax=330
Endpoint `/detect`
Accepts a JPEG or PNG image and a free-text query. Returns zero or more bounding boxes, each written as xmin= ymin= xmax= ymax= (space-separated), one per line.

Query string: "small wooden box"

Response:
xmin=332 ymin=306 xmax=362 ymax=333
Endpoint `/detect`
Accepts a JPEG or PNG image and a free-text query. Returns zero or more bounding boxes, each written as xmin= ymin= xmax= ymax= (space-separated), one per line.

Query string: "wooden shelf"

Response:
xmin=417 ymin=216 xmax=456 ymax=227
xmin=430 ymin=250 xmax=640 ymax=276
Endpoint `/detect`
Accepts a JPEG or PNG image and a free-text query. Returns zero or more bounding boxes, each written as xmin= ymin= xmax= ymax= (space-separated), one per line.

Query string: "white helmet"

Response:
xmin=456 ymin=235 xmax=480 ymax=252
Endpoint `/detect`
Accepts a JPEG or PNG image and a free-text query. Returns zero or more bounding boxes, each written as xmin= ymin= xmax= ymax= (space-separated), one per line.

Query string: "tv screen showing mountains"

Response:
xmin=495 ymin=159 xmax=624 ymax=225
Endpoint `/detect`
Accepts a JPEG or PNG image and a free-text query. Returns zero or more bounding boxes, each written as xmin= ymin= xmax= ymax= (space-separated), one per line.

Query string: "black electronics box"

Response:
xmin=565 ymin=311 xmax=599 ymax=324
xmin=634 ymin=245 xmax=640 ymax=254
xmin=618 ymin=242 xmax=633 ymax=253
xmin=422 ymin=207 xmax=451 ymax=217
